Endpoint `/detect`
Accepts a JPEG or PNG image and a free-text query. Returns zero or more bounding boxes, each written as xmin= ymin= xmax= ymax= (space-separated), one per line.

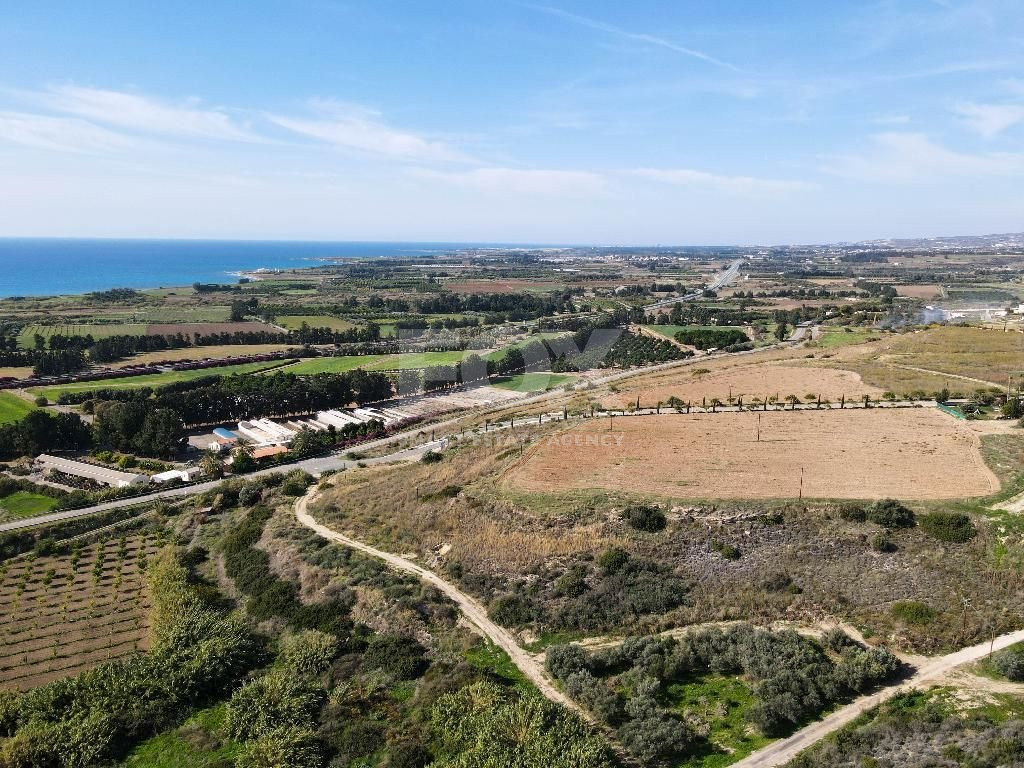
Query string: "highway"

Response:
xmin=643 ymin=257 xmax=743 ymax=310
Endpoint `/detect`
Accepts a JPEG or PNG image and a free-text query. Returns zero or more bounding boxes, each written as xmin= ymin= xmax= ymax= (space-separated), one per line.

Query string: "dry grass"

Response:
xmin=503 ymin=409 xmax=1000 ymax=501
xmin=600 ymin=363 xmax=880 ymax=409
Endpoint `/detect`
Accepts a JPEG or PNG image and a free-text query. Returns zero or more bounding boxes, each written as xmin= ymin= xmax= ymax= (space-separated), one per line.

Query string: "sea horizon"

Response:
xmin=0 ymin=237 xmax=546 ymax=298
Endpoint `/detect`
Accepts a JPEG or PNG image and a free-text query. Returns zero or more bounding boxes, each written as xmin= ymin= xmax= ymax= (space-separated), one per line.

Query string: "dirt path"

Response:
xmin=292 ymin=488 xmax=580 ymax=715
xmin=730 ymin=627 xmax=1024 ymax=768
xmin=882 ymin=363 xmax=1004 ymax=389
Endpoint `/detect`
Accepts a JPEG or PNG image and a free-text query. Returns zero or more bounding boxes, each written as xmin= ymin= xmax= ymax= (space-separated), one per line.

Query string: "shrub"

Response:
xmin=622 ymin=504 xmax=667 ymax=532
xmin=280 ymin=630 xmax=339 ymax=678
xmin=890 ymin=600 xmax=936 ymax=625
xmin=838 ymin=504 xmax=867 ymax=522
xmin=420 ymin=451 xmax=442 ymax=464
xmin=33 ymin=396 xmax=48 ymax=407
xmin=236 ymin=725 xmax=323 ymax=768
xmin=488 ymin=594 xmax=539 ymax=627
xmin=596 ymin=547 xmax=630 ymax=575
xmin=361 ymin=635 xmax=429 ymax=680
xmin=871 ymin=533 xmax=898 ymax=553
xmin=992 ymin=647 xmax=1024 ymax=681
xmin=226 ymin=673 xmax=326 ymax=742
xmin=867 ymin=499 xmax=915 ymax=528
xmin=546 ymin=644 xmax=591 ymax=680
xmin=712 ymin=541 xmax=741 ymax=560
xmin=280 ymin=470 xmax=314 ymax=497
xmin=918 ymin=512 xmax=976 ymax=543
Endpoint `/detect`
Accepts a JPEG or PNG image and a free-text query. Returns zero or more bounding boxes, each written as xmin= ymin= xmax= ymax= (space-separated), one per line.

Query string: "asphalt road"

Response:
xmin=643 ymin=258 xmax=743 ymax=310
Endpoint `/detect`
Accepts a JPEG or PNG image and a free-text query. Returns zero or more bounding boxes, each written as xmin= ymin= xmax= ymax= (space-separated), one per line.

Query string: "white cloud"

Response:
xmin=34 ymin=85 xmax=257 ymax=141
xmin=629 ymin=167 xmax=815 ymax=195
xmin=954 ymin=101 xmax=1024 ymax=138
xmin=416 ymin=167 xmax=606 ymax=196
xmin=823 ymin=132 xmax=1024 ymax=183
xmin=269 ymin=100 xmax=463 ymax=162
xmin=0 ymin=111 xmax=144 ymax=154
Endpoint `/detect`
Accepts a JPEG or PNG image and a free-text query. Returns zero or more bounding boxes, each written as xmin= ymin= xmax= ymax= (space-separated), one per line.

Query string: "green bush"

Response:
xmin=361 ymin=635 xmax=429 ymax=680
xmin=420 ymin=451 xmax=442 ymax=464
xmin=890 ymin=600 xmax=936 ymax=625
xmin=712 ymin=541 xmax=741 ymax=560
xmin=867 ymin=499 xmax=915 ymax=528
xmin=993 ymin=647 xmax=1024 ymax=681
xmin=622 ymin=504 xmax=667 ymax=532
xmin=838 ymin=504 xmax=867 ymax=522
xmin=918 ymin=512 xmax=976 ymax=543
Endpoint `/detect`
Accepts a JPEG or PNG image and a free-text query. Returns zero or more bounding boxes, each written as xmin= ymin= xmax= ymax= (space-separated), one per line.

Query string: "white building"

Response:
xmin=37 ymin=454 xmax=150 ymax=489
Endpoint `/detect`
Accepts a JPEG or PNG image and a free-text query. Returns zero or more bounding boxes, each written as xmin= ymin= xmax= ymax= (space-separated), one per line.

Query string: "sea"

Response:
xmin=0 ymin=239 xmax=509 ymax=298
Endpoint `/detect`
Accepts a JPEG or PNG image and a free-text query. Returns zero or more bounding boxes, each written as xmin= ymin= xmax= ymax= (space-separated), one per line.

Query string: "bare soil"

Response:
xmin=504 ymin=409 xmax=1000 ymax=500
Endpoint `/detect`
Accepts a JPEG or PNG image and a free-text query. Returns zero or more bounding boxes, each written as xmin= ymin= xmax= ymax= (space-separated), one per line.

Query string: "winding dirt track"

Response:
xmin=297 ymin=483 xmax=1024 ymax=768
xmin=293 ymin=489 xmax=581 ymax=715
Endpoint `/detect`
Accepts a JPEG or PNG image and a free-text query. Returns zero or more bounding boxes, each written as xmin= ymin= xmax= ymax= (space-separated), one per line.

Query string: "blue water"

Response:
xmin=0 ymin=239 xmax=502 ymax=298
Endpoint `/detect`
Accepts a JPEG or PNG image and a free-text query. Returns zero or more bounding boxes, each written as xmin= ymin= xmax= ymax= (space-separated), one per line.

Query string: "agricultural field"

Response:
xmin=18 ymin=323 xmax=149 ymax=347
xmin=110 ymin=343 xmax=297 ymax=368
xmin=0 ymin=491 xmax=58 ymax=520
xmin=0 ymin=367 xmax=34 ymax=380
xmin=503 ymin=409 xmax=999 ymax=500
xmin=273 ymin=314 xmax=356 ymax=331
xmin=446 ymin=279 xmax=565 ymax=294
xmin=600 ymin=361 xmax=880 ymax=410
xmin=285 ymin=349 xmax=485 ymax=375
xmin=29 ymin=359 xmax=292 ymax=400
xmin=0 ymin=391 xmax=34 ymax=424
xmin=0 ymin=533 xmax=161 ymax=690
xmin=490 ymin=372 xmax=575 ymax=392
xmin=895 ymin=284 xmax=943 ymax=298
xmin=312 ymin=416 xmax=1022 ymax=654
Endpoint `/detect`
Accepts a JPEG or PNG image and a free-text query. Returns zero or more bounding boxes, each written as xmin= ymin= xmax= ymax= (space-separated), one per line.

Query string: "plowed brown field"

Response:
xmin=505 ymin=409 xmax=999 ymax=500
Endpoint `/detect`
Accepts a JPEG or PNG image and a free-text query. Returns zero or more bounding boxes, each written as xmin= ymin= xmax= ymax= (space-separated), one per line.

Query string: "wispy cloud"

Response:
xmin=0 ymin=111 xmax=145 ymax=154
xmin=31 ymin=85 xmax=258 ymax=141
xmin=954 ymin=101 xmax=1024 ymax=138
xmin=629 ymin=167 xmax=815 ymax=196
xmin=823 ymin=132 xmax=1024 ymax=183
xmin=268 ymin=99 xmax=464 ymax=162
xmin=528 ymin=4 xmax=740 ymax=72
xmin=416 ymin=166 xmax=606 ymax=196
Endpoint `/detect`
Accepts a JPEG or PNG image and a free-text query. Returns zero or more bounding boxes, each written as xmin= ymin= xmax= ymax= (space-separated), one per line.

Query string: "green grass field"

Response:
xmin=0 ymin=491 xmax=58 ymax=519
xmin=0 ymin=392 xmax=34 ymax=425
xmin=490 ymin=373 xmax=575 ymax=392
xmin=29 ymin=360 xmax=291 ymax=400
xmin=281 ymin=355 xmax=389 ymax=374
xmin=274 ymin=314 xmax=357 ymax=331
xmin=813 ymin=327 xmax=882 ymax=349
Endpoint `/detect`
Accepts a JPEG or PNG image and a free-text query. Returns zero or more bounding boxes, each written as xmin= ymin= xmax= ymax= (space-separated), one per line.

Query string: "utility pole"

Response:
xmin=799 ymin=466 xmax=804 ymax=500
xmin=756 ymin=413 xmax=761 ymax=442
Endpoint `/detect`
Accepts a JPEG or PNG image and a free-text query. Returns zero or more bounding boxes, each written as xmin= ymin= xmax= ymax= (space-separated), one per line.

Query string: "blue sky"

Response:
xmin=0 ymin=0 xmax=1022 ymax=244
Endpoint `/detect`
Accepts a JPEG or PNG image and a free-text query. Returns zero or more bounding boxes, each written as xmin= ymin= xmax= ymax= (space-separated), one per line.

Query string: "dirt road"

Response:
xmin=293 ymin=488 xmax=580 ymax=714
xmin=731 ymin=627 xmax=1024 ymax=768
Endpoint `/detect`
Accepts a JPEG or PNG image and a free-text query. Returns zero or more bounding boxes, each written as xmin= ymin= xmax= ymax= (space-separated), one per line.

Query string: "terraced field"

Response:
xmin=0 ymin=534 xmax=161 ymax=690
